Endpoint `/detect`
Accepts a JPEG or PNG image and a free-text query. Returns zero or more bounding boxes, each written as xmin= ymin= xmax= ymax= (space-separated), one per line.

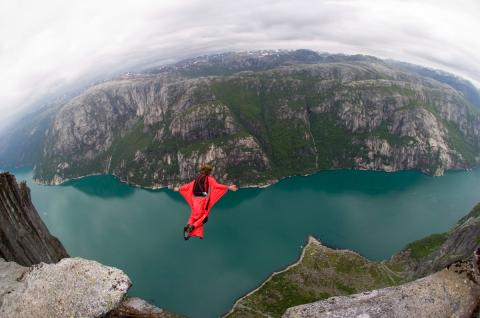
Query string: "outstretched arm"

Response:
xmin=174 ymin=182 xmax=191 ymax=192
xmin=212 ymin=181 xmax=237 ymax=192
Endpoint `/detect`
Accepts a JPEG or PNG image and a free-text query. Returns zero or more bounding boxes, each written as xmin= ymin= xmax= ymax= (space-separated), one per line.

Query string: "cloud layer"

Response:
xmin=1 ymin=0 xmax=479 ymax=119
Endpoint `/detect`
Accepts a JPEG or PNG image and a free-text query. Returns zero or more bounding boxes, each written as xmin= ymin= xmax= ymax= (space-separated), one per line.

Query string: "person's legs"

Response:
xmin=184 ymin=197 xmax=208 ymax=240
xmin=184 ymin=211 xmax=196 ymax=240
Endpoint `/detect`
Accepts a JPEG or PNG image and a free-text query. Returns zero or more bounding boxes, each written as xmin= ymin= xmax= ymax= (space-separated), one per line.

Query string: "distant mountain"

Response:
xmin=387 ymin=60 xmax=480 ymax=108
xmin=0 ymin=103 xmax=60 ymax=169
xmin=149 ymin=49 xmax=382 ymax=77
xmin=1 ymin=49 xmax=480 ymax=187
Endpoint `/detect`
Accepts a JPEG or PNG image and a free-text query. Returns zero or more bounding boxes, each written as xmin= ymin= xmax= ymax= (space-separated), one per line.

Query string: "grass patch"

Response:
xmin=405 ymin=233 xmax=448 ymax=259
xmin=243 ymin=273 xmax=323 ymax=317
xmin=335 ymin=282 xmax=355 ymax=294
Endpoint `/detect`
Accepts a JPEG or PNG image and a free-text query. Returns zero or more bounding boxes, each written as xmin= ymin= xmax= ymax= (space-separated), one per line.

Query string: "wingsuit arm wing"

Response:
xmin=178 ymin=181 xmax=195 ymax=209
xmin=206 ymin=176 xmax=229 ymax=212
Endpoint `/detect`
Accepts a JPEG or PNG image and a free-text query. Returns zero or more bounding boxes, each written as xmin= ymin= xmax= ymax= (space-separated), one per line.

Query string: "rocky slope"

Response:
xmin=7 ymin=49 xmax=476 ymax=188
xmin=0 ymin=257 xmax=130 ymax=317
xmin=0 ymin=172 xmax=68 ymax=265
xmin=108 ymin=297 xmax=184 ymax=318
xmin=283 ymin=260 xmax=480 ymax=318
xmin=226 ymin=202 xmax=480 ymax=318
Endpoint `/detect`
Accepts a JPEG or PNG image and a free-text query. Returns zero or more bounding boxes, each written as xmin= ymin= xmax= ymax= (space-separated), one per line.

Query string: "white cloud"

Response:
xmin=0 ymin=0 xmax=479 ymax=120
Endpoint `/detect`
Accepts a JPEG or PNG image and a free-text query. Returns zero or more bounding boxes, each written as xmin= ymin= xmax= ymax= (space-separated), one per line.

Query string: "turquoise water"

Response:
xmin=9 ymin=168 xmax=480 ymax=317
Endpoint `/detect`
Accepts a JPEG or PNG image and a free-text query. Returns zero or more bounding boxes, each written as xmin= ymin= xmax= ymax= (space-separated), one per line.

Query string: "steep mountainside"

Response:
xmin=388 ymin=60 xmax=480 ymax=109
xmin=1 ymin=50 xmax=479 ymax=187
xmin=29 ymin=50 xmax=480 ymax=187
xmin=0 ymin=172 xmax=68 ymax=265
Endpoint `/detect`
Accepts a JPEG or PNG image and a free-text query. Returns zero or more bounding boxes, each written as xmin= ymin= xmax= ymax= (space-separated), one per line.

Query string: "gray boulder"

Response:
xmin=283 ymin=260 xmax=480 ymax=318
xmin=0 ymin=257 xmax=131 ymax=318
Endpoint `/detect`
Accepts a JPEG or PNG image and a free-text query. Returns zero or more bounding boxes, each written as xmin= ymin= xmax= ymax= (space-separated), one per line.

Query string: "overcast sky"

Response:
xmin=1 ymin=0 xmax=479 ymax=120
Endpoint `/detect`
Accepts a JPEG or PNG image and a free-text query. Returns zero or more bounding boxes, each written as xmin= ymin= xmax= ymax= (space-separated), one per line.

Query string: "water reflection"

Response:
xmin=62 ymin=175 xmax=135 ymax=198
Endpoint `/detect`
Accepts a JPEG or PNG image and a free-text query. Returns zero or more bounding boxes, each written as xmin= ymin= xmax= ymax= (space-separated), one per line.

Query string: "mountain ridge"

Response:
xmin=1 ymin=49 xmax=480 ymax=188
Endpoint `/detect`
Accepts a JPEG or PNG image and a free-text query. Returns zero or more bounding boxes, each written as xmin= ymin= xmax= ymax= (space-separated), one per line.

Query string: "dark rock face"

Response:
xmin=0 ymin=172 xmax=68 ymax=266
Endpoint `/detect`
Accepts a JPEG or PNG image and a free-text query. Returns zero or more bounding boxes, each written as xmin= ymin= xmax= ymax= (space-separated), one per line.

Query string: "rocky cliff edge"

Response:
xmin=0 ymin=172 xmax=181 ymax=317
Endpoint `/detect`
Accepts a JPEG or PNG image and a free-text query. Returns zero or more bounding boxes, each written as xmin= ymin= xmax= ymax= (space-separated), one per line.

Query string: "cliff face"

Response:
xmin=30 ymin=51 xmax=480 ymax=187
xmin=0 ymin=172 xmax=68 ymax=266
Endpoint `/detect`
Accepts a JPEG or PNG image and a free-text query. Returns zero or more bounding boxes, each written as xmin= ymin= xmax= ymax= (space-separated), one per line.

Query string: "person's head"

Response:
xmin=199 ymin=164 xmax=213 ymax=175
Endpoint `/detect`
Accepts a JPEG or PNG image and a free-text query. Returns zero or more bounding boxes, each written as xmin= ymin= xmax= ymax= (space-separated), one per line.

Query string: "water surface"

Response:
xmin=9 ymin=168 xmax=480 ymax=318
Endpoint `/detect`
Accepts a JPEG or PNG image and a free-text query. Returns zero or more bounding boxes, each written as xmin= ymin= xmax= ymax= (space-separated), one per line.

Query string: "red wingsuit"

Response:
xmin=179 ymin=176 xmax=228 ymax=239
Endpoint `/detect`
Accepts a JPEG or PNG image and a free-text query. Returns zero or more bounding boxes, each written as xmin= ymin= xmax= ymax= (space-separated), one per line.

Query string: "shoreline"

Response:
xmin=221 ymin=235 xmax=378 ymax=317
xmin=222 ymin=235 xmax=320 ymax=317
xmin=29 ymin=165 xmax=474 ymax=191
xmin=32 ymin=171 xmax=280 ymax=190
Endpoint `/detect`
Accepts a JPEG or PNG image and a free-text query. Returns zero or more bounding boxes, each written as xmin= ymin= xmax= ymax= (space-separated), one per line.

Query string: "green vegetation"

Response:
xmin=467 ymin=203 xmax=480 ymax=219
xmin=458 ymin=203 xmax=480 ymax=225
xmin=226 ymin=239 xmax=404 ymax=318
xmin=109 ymin=121 xmax=154 ymax=165
xmin=228 ymin=200 xmax=480 ymax=318
xmin=211 ymin=76 xmax=319 ymax=177
xmin=309 ymin=112 xmax=358 ymax=168
xmin=442 ymin=119 xmax=477 ymax=165
xmin=405 ymin=233 xmax=449 ymax=259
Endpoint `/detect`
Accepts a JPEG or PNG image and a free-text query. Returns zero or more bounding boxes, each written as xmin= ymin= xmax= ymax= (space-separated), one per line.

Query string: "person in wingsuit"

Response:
xmin=174 ymin=164 xmax=237 ymax=240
